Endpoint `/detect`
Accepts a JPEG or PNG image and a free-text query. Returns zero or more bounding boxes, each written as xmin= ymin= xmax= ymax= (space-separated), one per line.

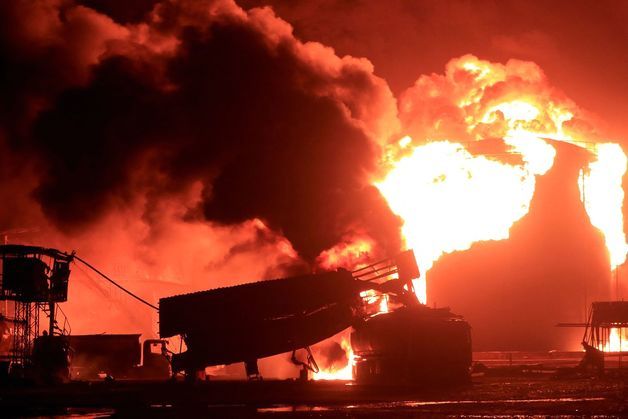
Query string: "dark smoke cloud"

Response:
xmin=1 ymin=0 xmax=402 ymax=262
xmin=0 ymin=0 xmax=130 ymax=234
xmin=238 ymin=0 xmax=628 ymax=141
xmin=0 ymin=0 xmax=128 ymax=142
xmin=78 ymin=0 xmax=159 ymax=24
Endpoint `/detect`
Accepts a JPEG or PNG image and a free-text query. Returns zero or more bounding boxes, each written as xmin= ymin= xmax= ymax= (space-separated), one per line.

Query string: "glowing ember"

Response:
xmin=360 ymin=289 xmax=390 ymax=315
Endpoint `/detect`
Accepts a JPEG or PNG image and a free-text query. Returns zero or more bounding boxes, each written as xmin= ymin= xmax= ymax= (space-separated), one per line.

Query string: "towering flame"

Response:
xmin=377 ymin=55 xmax=627 ymax=303
xmin=377 ymin=140 xmax=539 ymax=303
xmin=580 ymin=143 xmax=628 ymax=269
xmin=315 ymin=55 xmax=627 ymax=378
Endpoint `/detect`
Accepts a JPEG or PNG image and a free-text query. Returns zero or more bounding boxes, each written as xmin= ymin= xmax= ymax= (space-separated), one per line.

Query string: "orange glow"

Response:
xmin=309 ymin=290 xmax=388 ymax=381
xmin=377 ymin=140 xmax=538 ymax=303
xmin=579 ymin=143 xmax=628 ymax=268
xmin=310 ymin=267 xmax=387 ymax=381
xmin=315 ymin=55 xmax=627 ymax=380
xmin=377 ymin=55 xmax=627 ymax=303
xmin=311 ymin=337 xmax=354 ymax=380
xmin=600 ymin=328 xmax=628 ymax=353
xmin=316 ymin=235 xmax=375 ymax=271
xmin=360 ymin=289 xmax=389 ymax=314
xmin=598 ymin=327 xmax=628 ymax=352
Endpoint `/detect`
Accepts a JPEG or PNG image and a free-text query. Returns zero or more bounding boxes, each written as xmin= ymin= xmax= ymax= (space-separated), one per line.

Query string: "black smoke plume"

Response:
xmin=1 ymin=0 xmax=402 ymax=263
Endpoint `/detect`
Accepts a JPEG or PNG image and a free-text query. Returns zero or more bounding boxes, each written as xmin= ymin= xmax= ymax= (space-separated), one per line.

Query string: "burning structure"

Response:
xmin=160 ymin=269 xmax=365 ymax=377
xmin=0 ymin=0 xmax=626 ymax=377
xmin=0 ymin=244 xmax=471 ymax=384
xmin=0 ymin=1 xmax=627 ymax=415
xmin=581 ymin=301 xmax=628 ymax=371
xmin=160 ymin=249 xmax=472 ymax=383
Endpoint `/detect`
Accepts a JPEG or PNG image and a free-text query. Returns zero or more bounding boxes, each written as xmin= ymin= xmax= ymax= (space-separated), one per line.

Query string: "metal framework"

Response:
xmin=583 ymin=301 xmax=628 ymax=350
xmin=10 ymin=302 xmax=47 ymax=368
xmin=0 ymin=245 xmax=73 ymax=372
xmin=581 ymin=301 xmax=628 ymax=370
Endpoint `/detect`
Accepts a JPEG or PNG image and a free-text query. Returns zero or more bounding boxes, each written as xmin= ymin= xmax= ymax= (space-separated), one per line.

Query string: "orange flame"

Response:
xmin=316 ymin=234 xmax=375 ymax=271
xmin=377 ymin=140 xmax=541 ymax=303
xmin=377 ymin=55 xmax=627 ymax=303
xmin=579 ymin=143 xmax=628 ymax=269
xmin=314 ymin=55 xmax=627 ymax=379
xmin=311 ymin=337 xmax=354 ymax=380
xmin=604 ymin=328 xmax=628 ymax=352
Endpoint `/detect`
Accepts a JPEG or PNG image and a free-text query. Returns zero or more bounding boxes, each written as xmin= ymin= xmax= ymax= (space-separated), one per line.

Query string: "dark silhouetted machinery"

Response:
xmin=160 ymin=249 xmax=472 ymax=383
xmin=351 ymin=305 xmax=471 ymax=384
xmin=0 ymin=245 xmax=74 ymax=380
xmin=0 ymin=244 xmax=169 ymax=383
xmin=1 ymin=244 xmax=472 ymax=385
xmin=67 ymin=334 xmax=170 ymax=380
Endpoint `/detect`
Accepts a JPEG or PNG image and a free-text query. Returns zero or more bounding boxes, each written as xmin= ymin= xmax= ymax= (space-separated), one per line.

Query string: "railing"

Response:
xmin=40 ymin=303 xmax=71 ymax=336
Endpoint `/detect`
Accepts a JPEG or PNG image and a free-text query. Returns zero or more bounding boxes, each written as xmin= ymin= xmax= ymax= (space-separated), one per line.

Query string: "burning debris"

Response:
xmin=158 ymin=249 xmax=465 ymax=383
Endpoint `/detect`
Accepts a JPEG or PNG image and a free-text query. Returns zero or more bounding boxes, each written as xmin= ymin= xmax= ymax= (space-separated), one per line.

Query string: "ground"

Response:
xmin=0 ymin=370 xmax=626 ymax=417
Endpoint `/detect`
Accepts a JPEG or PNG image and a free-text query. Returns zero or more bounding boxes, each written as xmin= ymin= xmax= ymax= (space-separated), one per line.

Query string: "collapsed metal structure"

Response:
xmin=160 ymin=249 xmax=472 ymax=382
xmin=160 ymin=250 xmax=421 ymax=376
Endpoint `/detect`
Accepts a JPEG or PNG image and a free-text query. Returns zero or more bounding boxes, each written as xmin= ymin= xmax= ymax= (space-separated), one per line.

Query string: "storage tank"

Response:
xmin=351 ymin=305 xmax=471 ymax=384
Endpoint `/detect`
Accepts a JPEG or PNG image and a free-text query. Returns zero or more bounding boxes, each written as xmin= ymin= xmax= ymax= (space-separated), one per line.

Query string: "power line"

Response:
xmin=73 ymin=255 xmax=159 ymax=311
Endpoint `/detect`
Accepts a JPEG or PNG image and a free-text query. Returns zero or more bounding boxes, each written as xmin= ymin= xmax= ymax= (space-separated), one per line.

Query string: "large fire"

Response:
xmin=314 ymin=55 xmax=628 ymax=379
xmin=378 ymin=55 xmax=627 ymax=303
xmin=605 ymin=328 xmax=627 ymax=353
